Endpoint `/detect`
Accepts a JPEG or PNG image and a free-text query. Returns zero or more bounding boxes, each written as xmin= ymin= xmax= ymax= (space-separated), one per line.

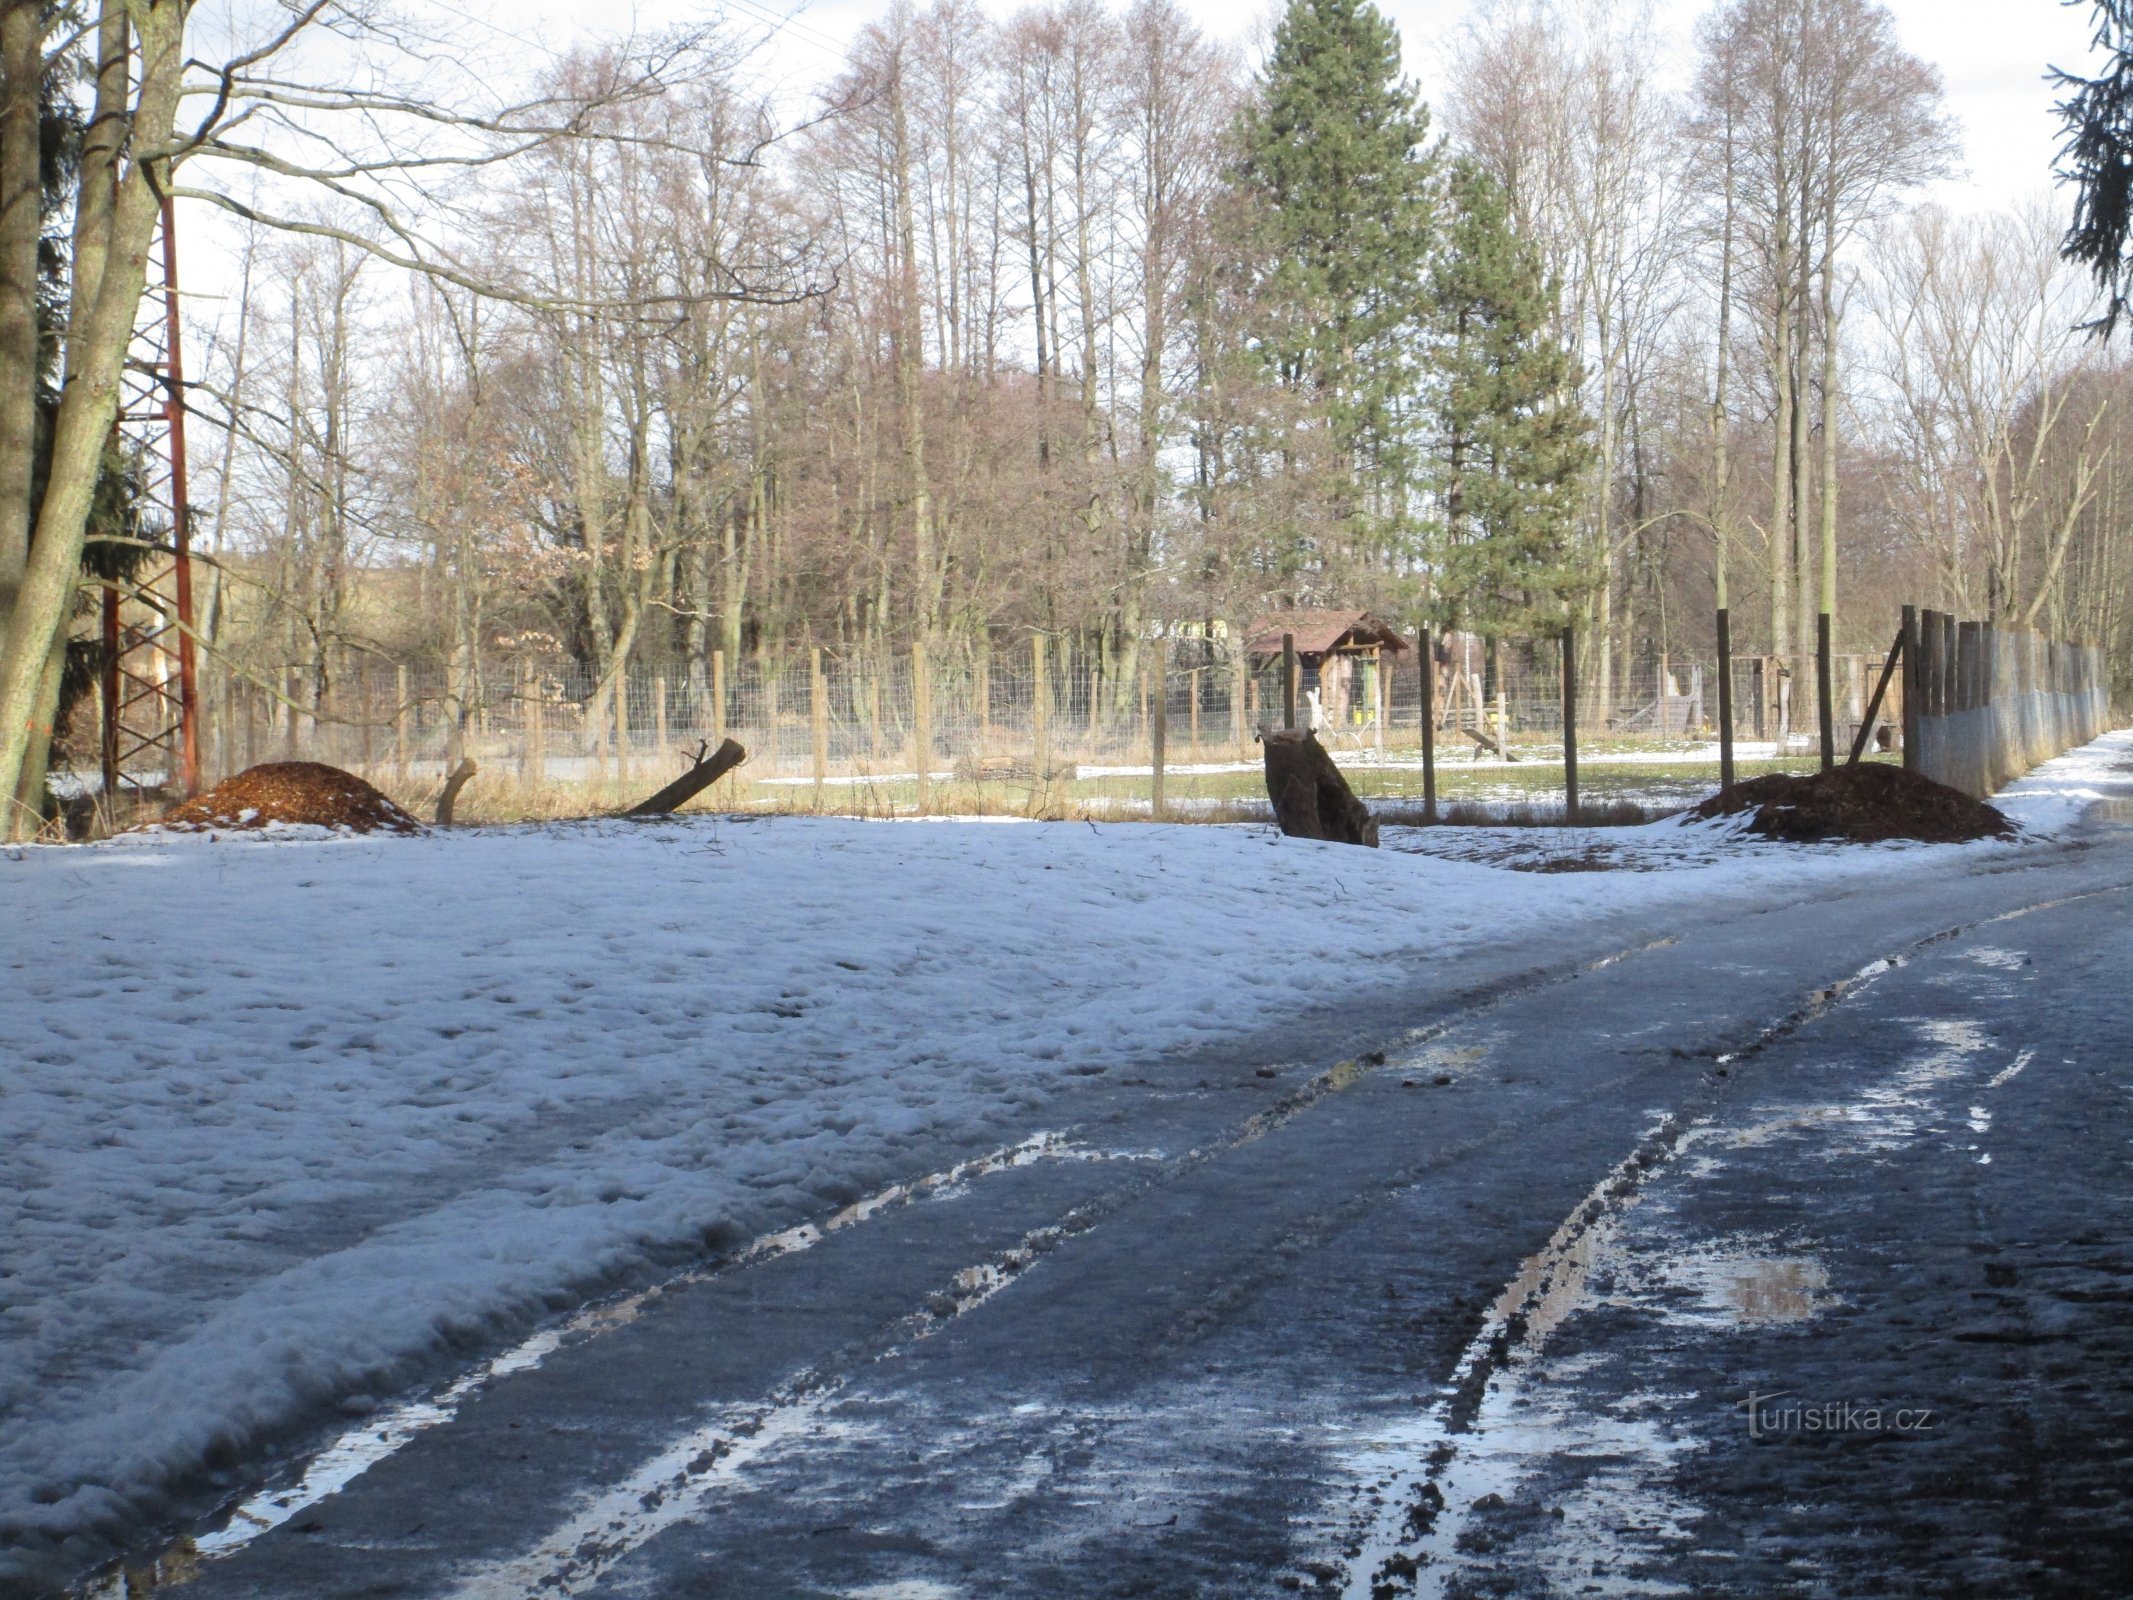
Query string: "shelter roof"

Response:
xmin=1242 ymin=609 xmax=1410 ymax=659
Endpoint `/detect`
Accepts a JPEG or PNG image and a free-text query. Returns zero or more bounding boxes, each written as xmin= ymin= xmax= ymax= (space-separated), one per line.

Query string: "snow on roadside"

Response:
xmin=0 ymin=732 xmax=2119 ymax=1577
xmin=1993 ymin=725 xmax=2133 ymax=834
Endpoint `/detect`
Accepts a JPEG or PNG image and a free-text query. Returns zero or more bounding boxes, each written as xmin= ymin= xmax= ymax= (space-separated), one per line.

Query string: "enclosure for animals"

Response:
xmin=1905 ymin=609 xmax=2112 ymax=798
xmin=73 ymin=633 xmax=1912 ymax=827
xmin=72 ymin=601 xmax=2118 ymax=832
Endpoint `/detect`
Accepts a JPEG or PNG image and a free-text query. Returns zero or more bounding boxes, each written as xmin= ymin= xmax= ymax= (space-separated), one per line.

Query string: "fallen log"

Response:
xmin=624 ymin=738 xmax=747 ymax=817
xmin=1261 ymin=729 xmax=1378 ymax=847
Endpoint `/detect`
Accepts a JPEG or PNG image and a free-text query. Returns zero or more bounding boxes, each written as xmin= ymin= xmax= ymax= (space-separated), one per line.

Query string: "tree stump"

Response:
xmin=436 ymin=758 xmax=477 ymax=826
xmin=1261 ymin=729 xmax=1378 ymax=847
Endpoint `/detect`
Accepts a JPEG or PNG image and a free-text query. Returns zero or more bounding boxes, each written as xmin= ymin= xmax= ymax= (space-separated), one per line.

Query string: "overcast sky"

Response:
xmin=447 ymin=0 xmax=2102 ymax=219
xmin=169 ymin=0 xmax=2106 ymax=348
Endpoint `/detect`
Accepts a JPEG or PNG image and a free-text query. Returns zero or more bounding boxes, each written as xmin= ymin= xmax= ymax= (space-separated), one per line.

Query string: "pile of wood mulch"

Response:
xmin=150 ymin=762 xmax=423 ymax=835
xmin=1690 ymin=762 xmax=2013 ymax=844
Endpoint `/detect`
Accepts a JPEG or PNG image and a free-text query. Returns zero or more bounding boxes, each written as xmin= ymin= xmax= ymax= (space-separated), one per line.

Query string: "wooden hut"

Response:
xmin=1243 ymin=609 xmax=1409 ymax=735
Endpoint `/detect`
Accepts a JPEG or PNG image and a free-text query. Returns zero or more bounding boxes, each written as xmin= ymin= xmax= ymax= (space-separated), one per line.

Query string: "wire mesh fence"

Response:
xmin=165 ymin=637 xmax=1886 ymax=819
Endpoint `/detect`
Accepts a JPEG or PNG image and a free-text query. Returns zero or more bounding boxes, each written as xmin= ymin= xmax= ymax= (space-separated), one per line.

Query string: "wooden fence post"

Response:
xmin=1188 ymin=666 xmax=1201 ymax=760
xmin=654 ymin=674 xmax=669 ymax=759
xmin=762 ymin=654 xmax=779 ymax=776
xmin=1562 ymin=623 xmax=1579 ymax=823
xmin=712 ymin=648 xmax=727 ymax=749
xmin=394 ymin=664 xmax=409 ymax=785
xmin=1374 ymin=648 xmax=1387 ymax=757
xmin=1899 ymin=605 xmax=1919 ymax=770
xmin=517 ymin=660 xmax=534 ymax=781
xmin=811 ymin=646 xmax=829 ymax=808
xmin=1816 ymin=611 xmax=1836 ymax=770
xmin=1282 ymin=632 xmax=1297 ymax=730
xmin=1715 ymin=608 xmax=1736 ymax=789
xmin=1233 ymin=646 xmax=1248 ymax=758
xmin=529 ymin=673 xmax=545 ymax=785
xmin=1917 ymin=610 xmax=1937 ymax=718
xmin=1419 ymin=626 xmax=1436 ymax=823
xmin=1149 ymin=663 xmax=1167 ymax=821
xmin=614 ymin=676 xmax=630 ymax=785
xmin=914 ymin=639 xmax=932 ymax=813
xmin=1032 ymin=634 xmax=1050 ymax=781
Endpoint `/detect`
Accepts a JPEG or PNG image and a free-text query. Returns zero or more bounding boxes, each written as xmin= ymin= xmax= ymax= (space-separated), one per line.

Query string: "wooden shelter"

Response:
xmin=1243 ymin=610 xmax=1409 ymax=735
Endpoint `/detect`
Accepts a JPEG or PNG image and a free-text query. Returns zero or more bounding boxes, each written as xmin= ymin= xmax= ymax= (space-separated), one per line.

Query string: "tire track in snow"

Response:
xmin=424 ymin=937 xmax=1692 ymax=1598
xmin=82 ymin=1132 xmax=1142 ymax=1594
xmin=76 ymin=932 xmax=1687 ymax=1596
xmin=1332 ymin=880 xmax=2133 ymax=1600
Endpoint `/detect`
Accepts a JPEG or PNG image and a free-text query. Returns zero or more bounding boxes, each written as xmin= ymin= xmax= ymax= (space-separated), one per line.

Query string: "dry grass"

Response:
xmin=50 ymin=744 xmax=1695 ymax=839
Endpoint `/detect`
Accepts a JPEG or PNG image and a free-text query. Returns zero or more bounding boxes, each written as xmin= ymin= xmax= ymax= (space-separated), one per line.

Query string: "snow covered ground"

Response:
xmin=2 ymin=730 xmax=2126 ymax=1584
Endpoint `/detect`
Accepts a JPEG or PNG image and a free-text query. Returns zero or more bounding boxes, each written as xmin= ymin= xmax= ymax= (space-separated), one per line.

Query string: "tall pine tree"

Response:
xmin=1430 ymin=159 xmax=1593 ymax=639
xmin=1234 ymin=0 xmax=1436 ymax=577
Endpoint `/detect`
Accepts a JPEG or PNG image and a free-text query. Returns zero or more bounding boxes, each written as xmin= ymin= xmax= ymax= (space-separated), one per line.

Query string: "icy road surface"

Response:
xmin=4 ymin=732 xmax=2130 ymax=1595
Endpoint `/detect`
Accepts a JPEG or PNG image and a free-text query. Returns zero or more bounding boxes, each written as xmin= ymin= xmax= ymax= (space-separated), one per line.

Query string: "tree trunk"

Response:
xmin=0 ymin=0 xmax=183 ymax=836
xmin=0 ymin=0 xmax=43 ymax=656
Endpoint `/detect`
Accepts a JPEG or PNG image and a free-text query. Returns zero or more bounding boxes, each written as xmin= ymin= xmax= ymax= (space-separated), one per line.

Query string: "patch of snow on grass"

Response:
xmin=0 ymin=733 xmax=2118 ymax=1577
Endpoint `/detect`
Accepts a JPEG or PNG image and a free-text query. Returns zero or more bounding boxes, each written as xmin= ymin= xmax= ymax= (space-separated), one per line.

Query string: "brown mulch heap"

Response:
xmin=1690 ymin=761 xmax=2014 ymax=844
xmin=150 ymin=761 xmax=423 ymax=835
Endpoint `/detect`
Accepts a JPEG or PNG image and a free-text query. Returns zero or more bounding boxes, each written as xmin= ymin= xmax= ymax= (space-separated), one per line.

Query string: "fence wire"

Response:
xmin=161 ymin=639 xmax=1891 ymax=810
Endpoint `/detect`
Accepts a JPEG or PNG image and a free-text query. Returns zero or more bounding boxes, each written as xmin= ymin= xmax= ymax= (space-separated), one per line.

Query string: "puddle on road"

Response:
xmin=78 ymin=1544 xmax=198 ymax=1599
xmin=1664 ymin=1250 xmax=1831 ymax=1326
xmin=1331 ymin=1216 xmax=1834 ymax=1597
xmin=1721 ymin=1257 xmax=1828 ymax=1324
xmin=1320 ymin=918 xmax=2095 ymax=1595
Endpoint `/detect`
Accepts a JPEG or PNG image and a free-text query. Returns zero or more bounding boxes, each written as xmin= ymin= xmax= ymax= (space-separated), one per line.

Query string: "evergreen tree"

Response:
xmin=1233 ymin=0 xmax=1437 ymax=571
xmin=1429 ymin=159 xmax=1594 ymax=639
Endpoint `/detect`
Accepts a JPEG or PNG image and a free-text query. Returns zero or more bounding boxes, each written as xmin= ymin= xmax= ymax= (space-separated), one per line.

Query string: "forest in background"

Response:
xmin=146 ymin=0 xmax=2133 ymax=755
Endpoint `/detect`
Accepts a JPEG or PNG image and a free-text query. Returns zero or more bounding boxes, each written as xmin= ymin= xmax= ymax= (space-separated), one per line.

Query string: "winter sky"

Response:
xmin=164 ymin=0 xmax=2102 ymax=352
xmin=452 ymin=0 xmax=2102 ymax=221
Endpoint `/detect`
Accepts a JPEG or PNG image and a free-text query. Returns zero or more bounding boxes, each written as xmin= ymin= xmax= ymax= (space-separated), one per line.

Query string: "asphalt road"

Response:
xmin=101 ymin=767 xmax=2133 ymax=1600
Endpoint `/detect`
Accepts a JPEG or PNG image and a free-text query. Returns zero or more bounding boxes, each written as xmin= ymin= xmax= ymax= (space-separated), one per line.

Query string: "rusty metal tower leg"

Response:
xmin=162 ymin=197 xmax=200 ymax=793
xmin=100 ymin=193 xmax=199 ymax=803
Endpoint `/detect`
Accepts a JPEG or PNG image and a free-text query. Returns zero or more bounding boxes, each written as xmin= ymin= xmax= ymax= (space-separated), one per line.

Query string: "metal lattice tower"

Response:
xmin=101 ymin=194 xmax=200 ymax=802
